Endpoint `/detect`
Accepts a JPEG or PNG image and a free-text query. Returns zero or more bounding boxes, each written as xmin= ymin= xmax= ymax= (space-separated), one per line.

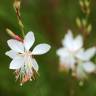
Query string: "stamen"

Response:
xmin=14 ymin=65 xmax=38 ymax=85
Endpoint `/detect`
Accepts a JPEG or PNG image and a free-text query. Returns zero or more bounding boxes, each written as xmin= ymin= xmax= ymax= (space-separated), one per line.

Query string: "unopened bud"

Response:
xmin=13 ymin=0 xmax=21 ymax=10
xmin=82 ymin=19 xmax=87 ymax=27
xmin=6 ymin=28 xmax=22 ymax=41
xmin=76 ymin=17 xmax=81 ymax=28
xmin=79 ymin=0 xmax=84 ymax=8
xmin=87 ymin=8 xmax=90 ymax=15
xmin=87 ymin=24 xmax=92 ymax=34
xmin=6 ymin=28 xmax=16 ymax=38
xmin=85 ymin=0 xmax=90 ymax=8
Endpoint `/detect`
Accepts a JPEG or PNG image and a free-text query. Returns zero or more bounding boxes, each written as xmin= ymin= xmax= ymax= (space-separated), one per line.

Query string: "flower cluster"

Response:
xmin=5 ymin=31 xmax=51 ymax=85
xmin=57 ymin=30 xmax=96 ymax=80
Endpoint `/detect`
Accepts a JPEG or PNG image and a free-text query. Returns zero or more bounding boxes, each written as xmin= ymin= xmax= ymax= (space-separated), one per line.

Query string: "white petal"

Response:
xmin=31 ymin=58 xmax=39 ymax=72
xmin=32 ymin=44 xmax=51 ymax=55
xmin=24 ymin=31 xmax=35 ymax=51
xmin=7 ymin=39 xmax=24 ymax=53
xmin=59 ymin=55 xmax=76 ymax=70
xmin=10 ymin=56 xmax=24 ymax=69
xmin=62 ymin=30 xmax=73 ymax=49
xmin=57 ymin=45 xmax=76 ymax=70
xmin=83 ymin=62 xmax=96 ymax=73
xmin=62 ymin=30 xmax=83 ymax=51
xmin=56 ymin=48 xmax=70 ymax=57
xmin=5 ymin=50 xmax=18 ymax=59
xmin=73 ymin=35 xmax=83 ymax=51
xmin=76 ymin=64 xmax=87 ymax=79
xmin=76 ymin=47 xmax=96 ymax=61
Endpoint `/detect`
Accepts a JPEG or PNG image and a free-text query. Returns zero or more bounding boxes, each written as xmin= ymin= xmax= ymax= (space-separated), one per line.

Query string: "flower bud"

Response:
xmin=82 ymin=19 xmax=87 ymax=27
xmin=85 ymin=0 xmax=90 ymax=8
xmin=87 ymin=24 xmax=92 ymax=34
xmin=79 ymin=0 xmax=84 ymax=8
xmin=13 ymin=0 xmax=21 ymax=11
xmin=76 ymin=18 xmax=81 ymax=28
xmin=6 ymin=28 xmax=22 ymax=41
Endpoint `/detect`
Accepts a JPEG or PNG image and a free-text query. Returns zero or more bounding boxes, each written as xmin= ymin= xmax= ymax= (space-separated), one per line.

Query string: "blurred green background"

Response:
xmin=0 ymin=0 xmax=96 ymax=96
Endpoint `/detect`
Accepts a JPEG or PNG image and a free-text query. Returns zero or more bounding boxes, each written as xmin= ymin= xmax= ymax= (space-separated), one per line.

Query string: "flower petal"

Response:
xmin=7 ymin=39 xmax=24 ymax=53
xmin=31 ymin=58 xmax=39 ymax=72
xmin=24 ymin=31 xmax=35 ymax=51
xmin=73 ymin=35 xmax=83 ymax=51
xmin=76 ymin=63 xmax=87 ymax=79
xmin=32 ymin=44 xmax=51 ymax=55
xmin=62 ymin=30 xmax=83 ymax=51
xmin=59 ymin=55 xmax=76 ymax=70
xmin=76 ymin=47 xmax=96 ymax=61
xmin=83 ymin=61 xmax=96 ymax=73
xmin=56 ymin=48 xmax=70 ymax=57
xmin=57 ymin=47 xmax=76 ymax=70
xmin=9 ymin=56 xmax=24 ymax=69
xmin=62 ymin=30 xmax=73 ymax=49
xmin=5 ymin=50 xmax=18 ymax=59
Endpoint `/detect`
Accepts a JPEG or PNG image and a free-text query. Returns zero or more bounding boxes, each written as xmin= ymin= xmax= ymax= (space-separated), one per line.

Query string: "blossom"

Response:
xmin=5 ymin=31 xmax=51 ymax=85
xmin=75 ymin=47 xmax=96 ymax=79
xmin=57 ymin=30 xmax=83 ymax=71
xmin=56 ymin=30 xmax=96 ymax=79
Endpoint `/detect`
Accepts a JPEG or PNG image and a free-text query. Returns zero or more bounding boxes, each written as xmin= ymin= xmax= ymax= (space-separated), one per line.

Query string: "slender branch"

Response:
xmin=13 ymin=0 xmax=25 ymax=38
xmin=76 ymin=0 xmax=92 ymax=41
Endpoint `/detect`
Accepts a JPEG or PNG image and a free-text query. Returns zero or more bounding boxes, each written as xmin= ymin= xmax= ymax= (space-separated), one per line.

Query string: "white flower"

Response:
xmin=5 ymin=31 xmax=51 ymax=85
xmin=76 ymin=47 xmax=96 ymax=61
xmin=75 ymin=47 xmax=96 ymax=79
xmin=57 ymin=30 xmax=83 ymax=71
xmin=76 ymin=61 xmax=96 ymax=79
xmin=56 ymin=30 xmax=96 ymax=80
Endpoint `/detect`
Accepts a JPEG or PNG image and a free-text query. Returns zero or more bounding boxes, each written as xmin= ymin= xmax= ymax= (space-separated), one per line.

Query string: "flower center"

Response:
xmin=19 ymin=51 xmax=32 ymax=57
xmin=24 ymin=51 xmax=32 ymax=56
xmin=16 ymin=51 xmax=38 ymax=85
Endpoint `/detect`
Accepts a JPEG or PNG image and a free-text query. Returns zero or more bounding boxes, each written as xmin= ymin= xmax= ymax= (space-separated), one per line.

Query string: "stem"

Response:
xmin=21 ymin=25 xmax=25 ymax=38
xmin=13 ymin=0 xmax=25 ymax=38
xmin=18 ymin=19 xmax=25 ymax=37
xmin=69 ymin=73 xmax=75 ymax=96
xmin=77 ymin=0 xmax=92 ymax=42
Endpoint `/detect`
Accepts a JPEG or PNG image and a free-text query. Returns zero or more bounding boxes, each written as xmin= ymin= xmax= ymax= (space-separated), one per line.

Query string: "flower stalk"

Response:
xmin=13 ymin=0 xmax=25 ymax=38
xmin=76 ymin=0 xmax=92 ymax=39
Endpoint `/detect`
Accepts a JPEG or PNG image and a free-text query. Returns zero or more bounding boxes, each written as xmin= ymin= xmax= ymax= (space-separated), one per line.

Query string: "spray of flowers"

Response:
xmin=57 ymin=30 xmax=96 ymax=80
xmin=56 ymin=0 xmax=96 ymax=85
xmin=5 ymin=0 xmax=51 ymax=85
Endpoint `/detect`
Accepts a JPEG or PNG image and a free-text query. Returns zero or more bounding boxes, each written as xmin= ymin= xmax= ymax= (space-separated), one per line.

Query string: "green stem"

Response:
xmin=18 ymin=19 xmax=25 ymax=38
xmin=14 ymin=0 xmax=25 ymax=38
xmin=21 ymin=26 xmax=25 ymax=38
